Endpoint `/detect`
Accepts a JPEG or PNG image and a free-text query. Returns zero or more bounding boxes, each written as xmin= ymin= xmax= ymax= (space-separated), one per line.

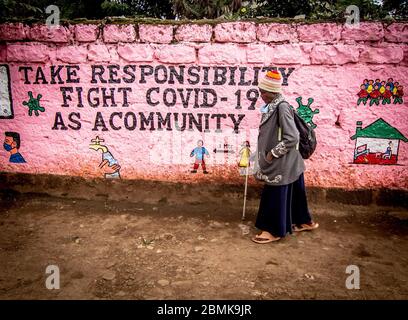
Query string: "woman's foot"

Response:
xmin=252 ymin=230 xmax=281 ymax=244
xmin=293 ymin=221 xmax=319 ymax=232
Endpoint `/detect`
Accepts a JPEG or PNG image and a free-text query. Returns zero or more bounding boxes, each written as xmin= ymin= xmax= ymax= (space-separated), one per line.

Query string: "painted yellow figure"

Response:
xmin=238 ymin=141 xmax=251 ymax=167
xmin=367 ymin=80 xmax=374 ymax=94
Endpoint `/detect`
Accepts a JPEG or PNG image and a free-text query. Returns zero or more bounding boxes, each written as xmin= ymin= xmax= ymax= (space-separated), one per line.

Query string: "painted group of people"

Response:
xmin=357 ymin=78 xmax=404 ymax=106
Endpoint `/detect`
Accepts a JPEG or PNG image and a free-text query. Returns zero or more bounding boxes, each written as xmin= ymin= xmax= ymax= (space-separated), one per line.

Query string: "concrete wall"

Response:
xmin=0 ymin=21 xmax=407 ymax=190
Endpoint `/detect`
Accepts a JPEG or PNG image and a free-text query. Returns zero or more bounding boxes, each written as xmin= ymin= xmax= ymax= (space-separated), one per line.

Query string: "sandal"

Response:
xmin=252 ymin=232 xmax=281 ymax=244
xmin=293 ymin=221 xmax=319 ymax=232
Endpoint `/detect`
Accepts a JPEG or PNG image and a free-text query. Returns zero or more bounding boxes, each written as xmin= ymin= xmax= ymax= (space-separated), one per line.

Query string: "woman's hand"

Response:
xmin=265 ymin=151 xmax=274 ymax=163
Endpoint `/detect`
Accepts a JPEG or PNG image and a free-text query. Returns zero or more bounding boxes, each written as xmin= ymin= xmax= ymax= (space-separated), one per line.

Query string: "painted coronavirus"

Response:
xmin=292 ymin=96 xmax=320 ymax=129
xmin=22 ymin=91 xmax=45 ymax=116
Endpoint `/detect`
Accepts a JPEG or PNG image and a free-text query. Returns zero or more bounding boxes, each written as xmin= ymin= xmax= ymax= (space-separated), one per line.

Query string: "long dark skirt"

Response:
xmin=255 ymin=173 xmax=312 ymax=238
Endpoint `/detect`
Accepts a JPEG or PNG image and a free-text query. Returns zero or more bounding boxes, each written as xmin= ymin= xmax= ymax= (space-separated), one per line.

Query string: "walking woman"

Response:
xmin=252 ymin=70 xmax=319 ymax=244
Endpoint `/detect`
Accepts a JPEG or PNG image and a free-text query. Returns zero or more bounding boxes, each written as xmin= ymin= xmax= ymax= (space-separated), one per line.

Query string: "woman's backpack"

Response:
xmin=277 ymin=102 xmax=317 ymax=159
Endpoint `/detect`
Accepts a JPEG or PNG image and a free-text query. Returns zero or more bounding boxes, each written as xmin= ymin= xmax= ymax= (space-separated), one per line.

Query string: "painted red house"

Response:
xmin=351 ymin=118 xmax=407 ymax=165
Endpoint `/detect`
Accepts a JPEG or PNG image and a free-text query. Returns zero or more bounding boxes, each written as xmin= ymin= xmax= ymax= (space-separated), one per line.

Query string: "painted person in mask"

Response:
xmin=252 ymin=71 xmax=319 ymax=244
xmin=3 ymin=132 xmax=26 ymax=163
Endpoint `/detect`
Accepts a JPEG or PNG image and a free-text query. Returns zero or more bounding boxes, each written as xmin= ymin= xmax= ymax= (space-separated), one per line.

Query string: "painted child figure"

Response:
xmin=369 ymin=84 xmax=381 ymax=106
xmin=386 ymin=78 xmax=394 ymax=91
xmin=392 ymin=82 xmax=399 ymax=96
xmin=238 ymin=141 xmax=251 ymax=168
xmin=367 ymin=80 xmax=374 ymax=95
xmin=357 ymin=84 xmax=369 ymax=105
xmin=238 ymin=141 xmax=252 ymax=175
xmin=379 ymin=81 xmax=386 ymax=95
xmin=382 ymin=85 xmax=393 ymax=105
xmin=190 ymin=140 xmax=209 ymax=174
xmin=393 ymin=85 xmax=404 ymax=104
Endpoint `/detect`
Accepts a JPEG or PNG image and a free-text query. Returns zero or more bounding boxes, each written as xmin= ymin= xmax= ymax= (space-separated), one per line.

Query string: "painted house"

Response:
xmin=351 ymin=118 xmax=408 ymax=165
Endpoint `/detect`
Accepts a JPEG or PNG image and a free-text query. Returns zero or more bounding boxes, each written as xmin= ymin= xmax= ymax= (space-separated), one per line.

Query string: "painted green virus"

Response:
xmin=292 ymin=97 xmax=320 ymax=129
xmin=23 ymin=91 xmax=45 ymax=116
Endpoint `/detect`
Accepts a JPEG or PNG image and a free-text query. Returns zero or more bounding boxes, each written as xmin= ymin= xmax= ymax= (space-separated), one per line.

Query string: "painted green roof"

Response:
xmin=351 ymin=118 xmax=408 ymax=142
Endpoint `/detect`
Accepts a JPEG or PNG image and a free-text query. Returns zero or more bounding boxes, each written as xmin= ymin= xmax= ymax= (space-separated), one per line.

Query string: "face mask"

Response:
xmin=260 ymin=104 xmax=269 ymax=113
xmin=3 ymin=143 xmax=12 ymax=151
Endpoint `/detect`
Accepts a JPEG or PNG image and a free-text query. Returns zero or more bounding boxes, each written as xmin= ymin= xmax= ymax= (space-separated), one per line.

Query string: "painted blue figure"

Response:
xmin=3 ymin=132 xmax=26 ymax=163
xmin=382 ymin=141 xmax=393 ymax=160
xmin=386 ymin=78 xmax=394 ymax=92
xmin=190 ymin=139 xmax=209 ymax=174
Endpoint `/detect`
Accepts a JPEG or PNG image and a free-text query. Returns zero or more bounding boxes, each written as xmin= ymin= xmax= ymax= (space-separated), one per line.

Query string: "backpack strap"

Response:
xmin=276 ymin=101 xmax=286 ymax=141
xmin=277 ymin=101 xmax=300 ymax=150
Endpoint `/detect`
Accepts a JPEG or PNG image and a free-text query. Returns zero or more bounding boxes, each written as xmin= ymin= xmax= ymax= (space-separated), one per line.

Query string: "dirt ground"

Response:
xmin=0 ymin=194 xmax=407 ymax=300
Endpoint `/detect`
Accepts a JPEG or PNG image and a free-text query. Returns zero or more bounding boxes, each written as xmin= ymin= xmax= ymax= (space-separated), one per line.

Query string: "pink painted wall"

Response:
xmin=0 ymin=21 xmax=407 ymax=190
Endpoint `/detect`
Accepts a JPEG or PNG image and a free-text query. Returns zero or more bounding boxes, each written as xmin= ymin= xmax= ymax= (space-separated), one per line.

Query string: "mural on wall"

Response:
xmin=0 ymin=64 xmax=13 ymax=119
xmin=357 ymin=78 xmax=404 ymax=106
xmin=3 ymin=131 xmax=26 ymax=163
xmin=3 ymin=63 xmax=297 ymax=180
xmin=1 ymin=20 xmax=408 ymax=191
xmin=291 ymin=97 xmax=320 ymax=128
xmin=190 ymin=139 xmax=209 ymax=174
xmin=89 ymin=136 xmax=121 ymax=179
xmin=23 ymin=91 xmax=45 ymax=116
xmin=351 ymin=118 xmax=408 ymax=165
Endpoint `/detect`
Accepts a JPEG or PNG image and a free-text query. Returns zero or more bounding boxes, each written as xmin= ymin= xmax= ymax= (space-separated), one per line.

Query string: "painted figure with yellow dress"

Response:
xmin=238 ymin=141 xmax=252 ymax=175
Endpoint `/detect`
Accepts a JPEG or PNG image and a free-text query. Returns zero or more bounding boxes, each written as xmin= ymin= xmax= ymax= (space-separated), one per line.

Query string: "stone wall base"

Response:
xmin=0 ymin=172 xmax=406 ymax=209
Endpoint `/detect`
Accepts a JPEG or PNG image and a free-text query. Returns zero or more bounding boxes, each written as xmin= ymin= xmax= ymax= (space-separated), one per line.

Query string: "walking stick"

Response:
xmin=242 ymin=164 xmax=249 ymax=221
